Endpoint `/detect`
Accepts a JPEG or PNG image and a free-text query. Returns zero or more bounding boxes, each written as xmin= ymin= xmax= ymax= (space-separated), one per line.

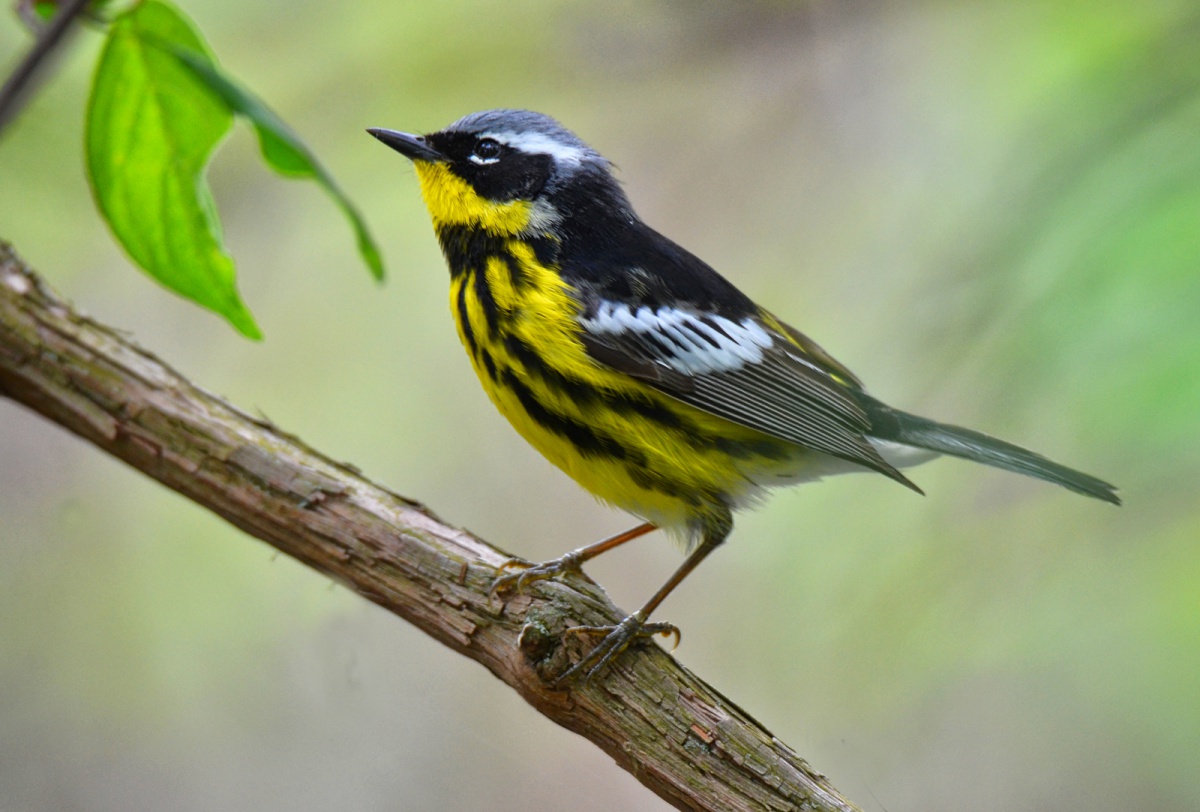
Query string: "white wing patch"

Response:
xmin=583 ymin=302 xmax=773 ymax=375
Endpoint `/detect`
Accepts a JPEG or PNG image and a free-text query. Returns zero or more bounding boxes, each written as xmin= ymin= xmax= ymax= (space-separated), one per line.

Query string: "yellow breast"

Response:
xmin=413 ymin=157 xmax=809 ymax=534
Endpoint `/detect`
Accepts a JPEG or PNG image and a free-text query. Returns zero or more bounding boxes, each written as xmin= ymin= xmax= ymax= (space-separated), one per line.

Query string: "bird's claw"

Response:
xmin=488 ymin=550 xmax=585 ymax=600
xmin=555 ymin=613 xmax=681 ymax=684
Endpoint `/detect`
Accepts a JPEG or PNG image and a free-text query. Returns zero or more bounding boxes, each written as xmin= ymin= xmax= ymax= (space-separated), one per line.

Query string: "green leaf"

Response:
xmin=86 ymin=0 xmax=261 ymax=338
xmin=168 ymin=47 xmax=385 ymax=281
xmin=32 ymin=1 xmax=58 ymax=22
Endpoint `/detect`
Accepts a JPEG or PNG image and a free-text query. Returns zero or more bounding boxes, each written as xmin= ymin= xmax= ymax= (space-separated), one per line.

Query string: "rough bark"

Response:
xmin=0 ymin=241 xmax=860 ymax=812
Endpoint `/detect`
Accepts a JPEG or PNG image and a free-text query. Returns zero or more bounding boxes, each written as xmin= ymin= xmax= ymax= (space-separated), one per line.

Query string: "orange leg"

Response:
xmin=489 ymin=522 xmax=656 ymax=598
xmin=557 ymin=507 xmax=733 ymax=684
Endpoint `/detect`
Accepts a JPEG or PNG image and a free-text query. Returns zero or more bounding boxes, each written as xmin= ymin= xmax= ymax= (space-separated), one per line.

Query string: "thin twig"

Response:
xmin=0 ymin=0 xmax=93 ymax=136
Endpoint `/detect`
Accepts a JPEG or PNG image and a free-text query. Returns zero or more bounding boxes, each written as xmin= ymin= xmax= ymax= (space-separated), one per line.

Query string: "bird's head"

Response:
xmin=369 ymin=109 xmax=631 ymax=237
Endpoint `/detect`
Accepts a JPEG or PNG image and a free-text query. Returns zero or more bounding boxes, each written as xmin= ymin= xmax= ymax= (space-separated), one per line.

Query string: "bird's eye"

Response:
xmin=469 ymin=138 xmax=502 ymax=165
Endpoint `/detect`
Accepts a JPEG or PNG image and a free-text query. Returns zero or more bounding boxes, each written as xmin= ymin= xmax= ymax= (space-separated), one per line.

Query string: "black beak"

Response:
xmin=367 ymin=128 xmax=446 ymax=162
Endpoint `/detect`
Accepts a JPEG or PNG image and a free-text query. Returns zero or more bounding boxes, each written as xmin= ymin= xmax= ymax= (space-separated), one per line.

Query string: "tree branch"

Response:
xmin=0 ymin=240 xmax=860 ymax=812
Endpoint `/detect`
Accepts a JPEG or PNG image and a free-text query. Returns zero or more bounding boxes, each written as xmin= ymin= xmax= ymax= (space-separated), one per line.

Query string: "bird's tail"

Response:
xmin=858 ymin=395 xmax=1121 ymax=505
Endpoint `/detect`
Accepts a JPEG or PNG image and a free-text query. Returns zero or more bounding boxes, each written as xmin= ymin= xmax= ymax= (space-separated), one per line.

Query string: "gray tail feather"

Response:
xmin=859 ymin=396 xmax=1121 ymax=505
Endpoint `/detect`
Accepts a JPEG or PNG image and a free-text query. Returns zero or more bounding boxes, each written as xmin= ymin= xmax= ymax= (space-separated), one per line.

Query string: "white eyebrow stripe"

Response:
xmin=483 ymin=130 xmax=588 ymax=164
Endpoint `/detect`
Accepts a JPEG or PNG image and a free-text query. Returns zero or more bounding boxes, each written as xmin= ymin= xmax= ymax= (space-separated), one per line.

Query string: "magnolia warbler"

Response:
xmin=369 ymin=110 xmax=1120 ymax=682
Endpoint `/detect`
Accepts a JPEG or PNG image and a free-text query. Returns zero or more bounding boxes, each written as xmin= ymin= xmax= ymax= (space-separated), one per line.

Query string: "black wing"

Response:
xmin=577 ymin=297 xmax=919 ymax=492
xmin=552 ymin=217 xmax=916 ymax=490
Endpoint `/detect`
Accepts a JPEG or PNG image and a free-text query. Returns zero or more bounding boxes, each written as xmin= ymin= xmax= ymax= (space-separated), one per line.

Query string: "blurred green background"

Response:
xmin=2 ymin=1 xmax=1197 ymax=809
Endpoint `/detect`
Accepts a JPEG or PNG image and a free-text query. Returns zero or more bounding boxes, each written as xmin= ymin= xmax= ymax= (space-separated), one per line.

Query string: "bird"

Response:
xmin=368 ymin=109 xmax=1120 ymax=683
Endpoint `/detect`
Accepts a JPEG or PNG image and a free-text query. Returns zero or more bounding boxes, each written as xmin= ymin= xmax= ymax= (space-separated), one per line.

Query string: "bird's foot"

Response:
xmin=555 ymin=611 xmax=681 ymax=684
xmin=488 ymin=550 xmax=587 ymax=599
